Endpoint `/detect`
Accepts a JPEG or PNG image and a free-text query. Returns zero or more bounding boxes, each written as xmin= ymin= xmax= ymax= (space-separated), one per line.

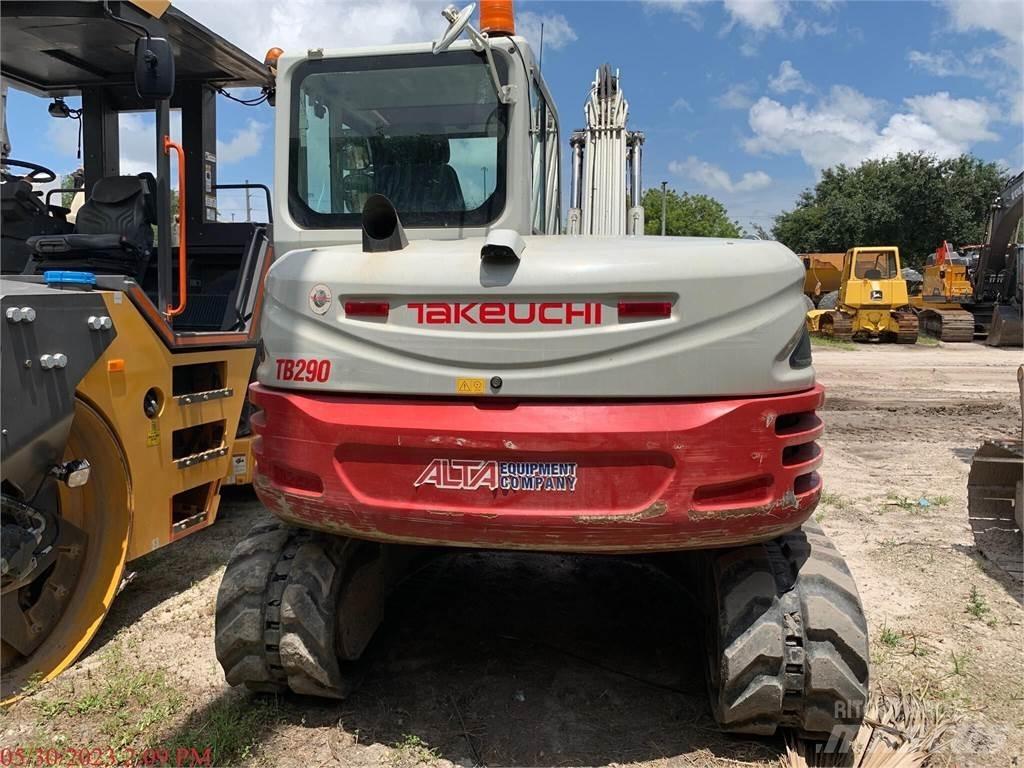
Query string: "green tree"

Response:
xmin=772 ymin=152 xmax=1007 ymax=268
xmin=643 ymin=187 xmax=743 ymax=238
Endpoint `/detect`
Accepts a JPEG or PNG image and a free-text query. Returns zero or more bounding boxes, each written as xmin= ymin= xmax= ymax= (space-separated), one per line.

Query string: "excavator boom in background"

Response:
xmin=973 ymin=171 xmax=1023 ymax=347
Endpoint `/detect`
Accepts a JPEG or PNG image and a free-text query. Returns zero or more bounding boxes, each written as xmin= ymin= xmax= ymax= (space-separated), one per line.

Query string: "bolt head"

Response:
xmin=40 ymin=354 xmax=56 ymax=370
xmin=5 ymin=307 xmax=23 ymax=323
xmin=54 ymin=353 xmax=68 ymax=368
xmin=20 ymin=307 xmax=35 ymax=322
xmin=87 ymin=315 xmax=113 ymax=331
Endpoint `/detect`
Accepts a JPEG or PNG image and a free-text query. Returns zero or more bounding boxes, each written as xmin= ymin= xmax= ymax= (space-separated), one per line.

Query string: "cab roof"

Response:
xmin=0 ymin=1 xmax=270 ymax=101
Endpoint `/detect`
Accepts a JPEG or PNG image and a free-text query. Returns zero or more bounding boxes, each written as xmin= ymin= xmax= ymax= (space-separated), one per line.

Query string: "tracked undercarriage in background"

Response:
xmin=213 ymin=0 xmax=870 ymax=744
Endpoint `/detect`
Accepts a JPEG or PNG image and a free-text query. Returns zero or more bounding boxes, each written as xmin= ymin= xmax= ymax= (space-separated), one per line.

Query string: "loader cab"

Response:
xmin=0 ymin=1 xmax=275 ymax=342
xmin=275 ymin=5 xmax=561 ymax=256
xmin=838 ymin=246 xmax=909 ymax=308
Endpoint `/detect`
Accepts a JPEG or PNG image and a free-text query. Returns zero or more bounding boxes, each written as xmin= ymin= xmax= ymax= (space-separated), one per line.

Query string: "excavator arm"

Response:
xmin=975 ymin=171 xmax=1023 ymax=304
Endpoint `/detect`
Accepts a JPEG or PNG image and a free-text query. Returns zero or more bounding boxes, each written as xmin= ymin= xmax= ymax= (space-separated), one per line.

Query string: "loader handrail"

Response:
xmin=163 ymin=135 xmax=187 ymax=318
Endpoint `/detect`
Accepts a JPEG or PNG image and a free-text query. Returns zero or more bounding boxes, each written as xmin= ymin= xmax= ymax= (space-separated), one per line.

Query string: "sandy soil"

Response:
xmin=2 ymin=342 xmax=1022 ymax=767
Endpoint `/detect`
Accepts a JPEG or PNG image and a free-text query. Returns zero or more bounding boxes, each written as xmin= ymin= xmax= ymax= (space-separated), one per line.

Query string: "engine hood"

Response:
xmin=257 ymin=234 xmax=814 ymax=398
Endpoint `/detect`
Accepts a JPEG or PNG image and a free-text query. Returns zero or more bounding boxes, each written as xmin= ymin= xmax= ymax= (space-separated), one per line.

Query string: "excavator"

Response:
xmin=971 ymin=171 xmax=1023 ymax=347
xmin=212 ymin=0 xmax=870 ymax=745
xmin=913 ymin=173 xmax=1023 ymax=345
xmin=1 ymin=1 xmax=273 ymax=699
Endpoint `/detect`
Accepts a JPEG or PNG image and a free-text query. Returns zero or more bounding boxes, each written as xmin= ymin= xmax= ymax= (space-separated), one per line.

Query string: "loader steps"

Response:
xmin=704 ymin=519 xmax=869 ymax=742
xmin=918 ymin=308 xmax=974 ymax=343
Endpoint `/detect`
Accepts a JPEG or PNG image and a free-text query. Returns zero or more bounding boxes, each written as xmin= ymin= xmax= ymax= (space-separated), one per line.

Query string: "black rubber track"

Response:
xmin=705 ymin=519 xmax=869 ymax=740
xmin=215 ymin=523 xmax=364 ymax=698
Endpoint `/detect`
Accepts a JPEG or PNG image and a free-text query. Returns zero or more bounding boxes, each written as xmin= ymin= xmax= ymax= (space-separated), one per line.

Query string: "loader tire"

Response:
xmin=705 ymin=519 xmax=869 ymax=741
xmin=215 ymin=523 xmax=385 ymax=698
xmin=816 ymin=291 xmax=839 ymax=310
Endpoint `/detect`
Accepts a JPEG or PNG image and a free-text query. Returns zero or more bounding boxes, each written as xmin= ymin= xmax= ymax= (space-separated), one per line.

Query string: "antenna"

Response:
xmin=539 ymin=22 xmax=545 ymax=72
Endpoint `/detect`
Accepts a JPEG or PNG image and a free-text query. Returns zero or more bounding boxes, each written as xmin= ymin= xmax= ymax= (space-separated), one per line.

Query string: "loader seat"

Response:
xmin=374 ymin=136 xmax=465 ymax=214
xmin=25 ymin=174 xmax=157 ymax=280
xmin=864 ymin=268 xmax=882 ymax=280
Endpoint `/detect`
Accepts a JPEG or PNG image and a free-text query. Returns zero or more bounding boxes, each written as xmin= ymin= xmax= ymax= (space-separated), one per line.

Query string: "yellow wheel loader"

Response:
xmin=1 ymin=1 xmax=274 ymax=699
xmin=806 ymin=246 xmax=918 ymax=343
xmin=909 ymin=241 xmax=975 ymax=342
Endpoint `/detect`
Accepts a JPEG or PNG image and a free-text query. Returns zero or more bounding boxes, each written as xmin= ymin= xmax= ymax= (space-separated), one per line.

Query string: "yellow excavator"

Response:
xmin=909 ymin=241 xmax=975 ymax=342
xmin=806 ymin=246 xmax=918 ymax=343
xmin=1 ymin=1 xmax=274 ymax=699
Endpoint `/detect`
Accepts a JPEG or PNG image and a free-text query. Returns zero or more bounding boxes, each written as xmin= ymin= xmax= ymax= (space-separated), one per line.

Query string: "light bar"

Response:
xmin=617 ymin=301 xmax=672 ymax=319
xmin=344 ymin=301 xmax=390 ymax=318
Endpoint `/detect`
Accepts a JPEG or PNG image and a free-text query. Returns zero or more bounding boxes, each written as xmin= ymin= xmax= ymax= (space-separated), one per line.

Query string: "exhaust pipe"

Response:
xmin=361 ymin=194 xmax=408 ymax=253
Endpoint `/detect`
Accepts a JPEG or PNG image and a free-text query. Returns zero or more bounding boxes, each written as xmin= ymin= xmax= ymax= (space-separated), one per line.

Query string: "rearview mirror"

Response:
xmin=134 ymin=37 xmax=175 ymax=100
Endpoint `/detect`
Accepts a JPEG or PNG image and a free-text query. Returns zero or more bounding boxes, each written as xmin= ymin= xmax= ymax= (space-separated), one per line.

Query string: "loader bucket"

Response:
xmin=967 ymin=440 xmax=1023 ymax=589
xmin=986 ymin=304 xmax=1024 ymax=347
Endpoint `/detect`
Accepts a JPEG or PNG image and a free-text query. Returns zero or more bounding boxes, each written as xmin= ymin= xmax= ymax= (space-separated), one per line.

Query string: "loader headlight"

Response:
xmin=51 ymin=459 xmax=91 ymax=488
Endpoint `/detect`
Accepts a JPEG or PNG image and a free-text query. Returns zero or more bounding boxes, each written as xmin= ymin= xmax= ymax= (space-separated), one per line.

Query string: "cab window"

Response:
xmin=853 ymin=251 xmax=897 ymax=279
xmin=530 ymin=78 xmax=560 ymax=234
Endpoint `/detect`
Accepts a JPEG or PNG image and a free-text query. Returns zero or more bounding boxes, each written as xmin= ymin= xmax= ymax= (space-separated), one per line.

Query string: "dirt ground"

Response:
xmin=2 ymin=342 xmax=1022 ymax=767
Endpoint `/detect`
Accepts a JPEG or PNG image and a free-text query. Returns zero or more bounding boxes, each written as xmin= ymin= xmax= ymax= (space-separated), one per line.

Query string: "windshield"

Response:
xmin=289 ymin=51 xmax=507 ymax=229
xmin=852 ymin=250 xmax=897 ymax=279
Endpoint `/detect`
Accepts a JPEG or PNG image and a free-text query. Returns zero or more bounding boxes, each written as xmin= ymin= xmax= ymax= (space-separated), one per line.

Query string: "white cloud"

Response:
xmin=939 ymin=0 xmax=1023 ymax=45
xmin=907 ymin=49 xmax=984 ymax=78
xmin=644 ymin=0 xmax=791 ymax=31
xmin=670 ymin=156 xmax=772 ymax=193
xmin=46 ymin=119 xmax=80 ymax=159
xmin=792 ymin=18 xmax=837 ymax=38
xmin=715 ymin=82 xmax=756 ymax=109
xmin=671 ymin=97 xmax=694 ymax=113
xmin=903 ymin=92 xmax=999 ymax=144
xmin=909 ymin=2 xmax=1022 ymax=124
xmin=175 ymin=0 xmax=438 ymax=59
xmin=516 ymin=11 xmax=577 ymax=52
xmin=642 ymin=0 xmax=705 ymax=28
xmin=118 ymin=112 xmax=182 ymax=176
xmin=768 ymin=60 xmax=813 ymax=94
xmin=743 ymin=86 xmax=999 ymax=170
xmin=723 ymin=0 xmax=788 ymax=31
xmin=217 ymin=120 xmax=268 ymax=165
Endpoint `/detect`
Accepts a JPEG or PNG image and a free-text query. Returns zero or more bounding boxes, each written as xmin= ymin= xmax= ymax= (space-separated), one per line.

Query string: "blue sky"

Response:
xmin=5 ymin=0 xmax=1022 ymax=230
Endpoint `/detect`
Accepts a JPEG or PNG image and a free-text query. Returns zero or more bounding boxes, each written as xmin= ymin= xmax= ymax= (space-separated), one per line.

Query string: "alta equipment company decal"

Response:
xmin=309 ymin=284 xmax=332 ymax=315
xmin=414 ymin=459 xmax=578 ymax=492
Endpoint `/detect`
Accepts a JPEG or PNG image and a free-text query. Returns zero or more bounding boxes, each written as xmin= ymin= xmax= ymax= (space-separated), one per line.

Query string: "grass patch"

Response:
xmin=33 ymin=648 xmax=183 ymax=753
xmin=389 ymin=734 xmax=440 ymax=767
xmin=884 ymin=491 xmax=949 ymax=512
xmin=916 ymin=334 xmax=941 ymax=347
xmin=949 ymin=649 xmax=971 ymax=677
xmin=811 ymin=335 xmax=857 ymax=351
xmin=878 ymin=625 xmax=903 ymax=648
xmin=965 ymin=585 xmax=991 ymax=620
xmin=167 ymin=695 xmax=280 ymax=766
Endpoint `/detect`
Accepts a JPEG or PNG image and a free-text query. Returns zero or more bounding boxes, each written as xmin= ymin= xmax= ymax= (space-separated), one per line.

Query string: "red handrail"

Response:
xmin=163 ymin=135 xmax=187 ymax=318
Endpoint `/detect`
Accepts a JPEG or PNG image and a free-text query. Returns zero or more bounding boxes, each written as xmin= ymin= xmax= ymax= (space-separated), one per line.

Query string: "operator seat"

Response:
xmin=0 ymin=179 xmax=73 ymax=274
xmin=374 ymin=136 xmax=465 ymax=214
xmin=24 ymin=173 xmax=157 ymax=281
